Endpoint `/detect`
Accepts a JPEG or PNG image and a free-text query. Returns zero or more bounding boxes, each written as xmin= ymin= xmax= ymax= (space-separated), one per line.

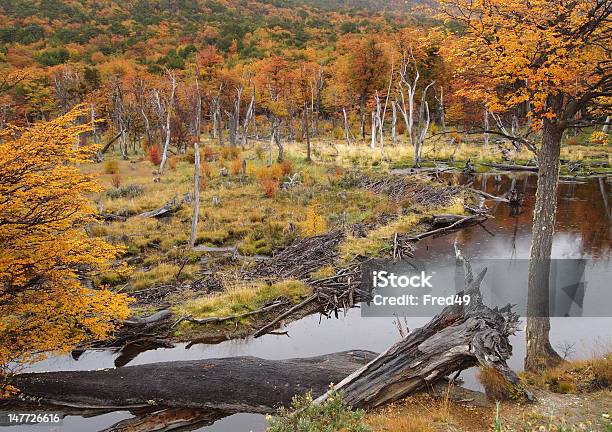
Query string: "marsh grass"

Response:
xmin=174 ymin=279 xmax=310 ymax=320
xmin=521 ymin=354 xmax=612 ymax=393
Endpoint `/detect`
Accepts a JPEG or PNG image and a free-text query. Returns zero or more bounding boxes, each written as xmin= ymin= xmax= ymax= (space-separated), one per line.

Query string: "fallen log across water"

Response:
xmin=402 ymin=214 xmax=488 ymax=241
xmin=11 ymin=351 xmax=376 ymax=413
xmin=482 ymin=162 xmax=539 ymax=172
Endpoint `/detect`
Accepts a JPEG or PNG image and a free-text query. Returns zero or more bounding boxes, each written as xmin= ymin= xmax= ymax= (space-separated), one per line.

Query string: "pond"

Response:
xmin=5 ymin=173 xmax=612 ymax=432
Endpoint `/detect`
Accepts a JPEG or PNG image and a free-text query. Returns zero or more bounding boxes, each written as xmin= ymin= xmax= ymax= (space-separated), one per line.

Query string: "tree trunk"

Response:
xmin=11 ymin=352 xmax=376 ymax=413
xmin=317 ymin=256 xmax=523 ymax=408
xmin=190 ymin=142 xmax=200 ymax=249
xmin=525 ymin=119 xmax=563 ymax=372
xmin=304 ymin=102 xmax=311 ymax=162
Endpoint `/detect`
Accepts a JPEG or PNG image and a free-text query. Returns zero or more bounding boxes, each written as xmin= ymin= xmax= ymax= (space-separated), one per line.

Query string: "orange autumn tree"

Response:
xmin=0 ymin=108 xmax=130 ymax=384
xmin=439 ymin=0 xmax=610 ymax=372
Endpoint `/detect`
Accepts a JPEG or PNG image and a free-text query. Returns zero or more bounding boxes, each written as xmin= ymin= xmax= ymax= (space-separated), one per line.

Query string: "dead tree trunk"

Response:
xmin=304 ymin=102 xmax=311 ymax=162
xmin=343 ymin=107 xmax=353 ymax=146
xmin=157 ymin=70 xmax=177 ymax=174
xmin=317 ymin=254 xmax=522 ymax=409
xmin=11 ymin=351 xmax=376 ymax=413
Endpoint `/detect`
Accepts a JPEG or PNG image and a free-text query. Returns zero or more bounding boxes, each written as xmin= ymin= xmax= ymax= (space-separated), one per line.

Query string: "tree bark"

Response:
xmin=525 ymin=119 xmax=563 ymax=372
xmin=304 ymin=102 xmax=311 ymax=162
xmin=190 ymin=142 xmax=200 ymax=249
xmin=11 ymin=351 xmax=376 ymax=413
xmin=317 ymin=257 xmax=522 ymax=409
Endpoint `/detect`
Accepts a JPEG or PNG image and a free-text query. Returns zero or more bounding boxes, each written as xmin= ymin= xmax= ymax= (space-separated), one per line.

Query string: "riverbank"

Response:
xmin=88 ymin=139 xmax=478 ymax=348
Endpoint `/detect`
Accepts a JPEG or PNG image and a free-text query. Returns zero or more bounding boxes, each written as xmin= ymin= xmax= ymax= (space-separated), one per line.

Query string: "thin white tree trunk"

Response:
xmin=190 ymin=142 xmax=200 ymax=248
xmin=159 ymin=71 xmax=177 ymax=174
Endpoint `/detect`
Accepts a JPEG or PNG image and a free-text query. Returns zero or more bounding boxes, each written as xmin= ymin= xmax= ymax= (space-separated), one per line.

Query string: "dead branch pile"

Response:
xmin=246 ymin=230 xmax=345 ymax=280
xmin=341 ymin=173 xmax=462 ymax=207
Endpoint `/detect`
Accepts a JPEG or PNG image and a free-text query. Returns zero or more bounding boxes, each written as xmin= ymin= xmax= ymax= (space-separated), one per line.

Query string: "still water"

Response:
xmin=5 ymin=173 xmax=612 ymax=432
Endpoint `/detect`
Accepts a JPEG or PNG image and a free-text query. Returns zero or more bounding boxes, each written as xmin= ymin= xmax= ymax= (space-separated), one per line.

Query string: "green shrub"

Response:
xmin=267 ymin=390 xmax=371 ymax=432
xmin=106 ymin=184 xmax=145 ymax=200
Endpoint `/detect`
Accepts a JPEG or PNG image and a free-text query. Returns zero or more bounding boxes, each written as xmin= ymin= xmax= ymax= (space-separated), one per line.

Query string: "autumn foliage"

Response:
xmin=0 ymin=108 xmax=130 ymax=377
xmin=147 ymin=145 xmax=162 ymax=165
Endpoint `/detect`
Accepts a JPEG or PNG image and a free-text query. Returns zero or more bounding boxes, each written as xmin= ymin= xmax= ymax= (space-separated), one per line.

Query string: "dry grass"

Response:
xmin=338 ymin=197 xmax=464 ymax=263
xmin=174 ymin=279 xmax=311 ymax=319
xmin=521 ymin=354 xmax=612 ymax=394
xmin=367 ymin=393 xmax=491 ymax=432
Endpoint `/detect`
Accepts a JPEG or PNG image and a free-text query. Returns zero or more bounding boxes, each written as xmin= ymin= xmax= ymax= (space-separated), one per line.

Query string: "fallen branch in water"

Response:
xmin=481 ymin=162 xmax=538 ymax=172
xmin=252 ymin=295 xmax=318 ymax=337
xmin=467 ymin=188 xmax=510 ymax=203
xmin=402 ymin=214 xmax=488 ymax=241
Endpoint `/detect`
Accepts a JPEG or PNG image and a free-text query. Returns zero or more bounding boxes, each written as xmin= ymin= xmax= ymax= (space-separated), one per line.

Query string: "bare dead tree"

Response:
xmin=241 ymin=85 xmax=255 ymax=148
xmin=190 ymin=77 xmax=201 ymax=249
xmin=134 ymin=78 xmax=153 ymax=148
xmin=156 ymin=70 xmax=177 ymax=174
xmin=343 ymin=107 xmax=354 ymax=145
xmin=304 ymin=101 xmax=311 ymax=161
xmin=110 ymin=76 xmax=129 ymax=159
xmin=396 ymin=50 xmax=434 ymax=166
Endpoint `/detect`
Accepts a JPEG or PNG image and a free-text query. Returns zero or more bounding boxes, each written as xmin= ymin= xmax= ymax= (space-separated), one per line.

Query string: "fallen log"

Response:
xmin=467 ymin=188 xmax=510 ymax=203
xmin=96 ymin=212 xmax=127 ymax=222
xmin=12 ymin=255 xmax=521 ymax=414
xmin=316 ymin=251 xmax=523 ymax=409
xmin=137 ymin=197 xmax=182 ymax=218
xmin=102 ymin=408 xmax=225 ymax=432
xmin=432 ymin=214 xmax=477 ymax=226
xmin=403 ymin=214 xmax=488 ymax=241
xmin=11 ymin=351 xmax=376 ymax=413
xmin=482 ymin=162 xmax=538 ymax=172
xmin=123 ymin=309 xmax=172 ymax=327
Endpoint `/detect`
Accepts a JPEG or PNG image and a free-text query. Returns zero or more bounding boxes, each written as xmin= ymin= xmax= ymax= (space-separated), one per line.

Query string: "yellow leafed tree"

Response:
xmin=0 ymin=108 xmax=130 ymax=387
xmin=439 ymin=0 xmax=610 ymax=372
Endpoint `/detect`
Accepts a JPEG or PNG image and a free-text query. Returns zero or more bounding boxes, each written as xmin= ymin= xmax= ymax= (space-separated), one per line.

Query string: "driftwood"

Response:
xmin=432 ymin=214 xmax=478 ymax=226
xmin=137 ymin=197 xmax=182 ymax=218
xmin=482 ymin=162 xmax=539 ymax=172
xmin=11 ymin=351 xmax=376 ymax=413
xmin=467 ymin=188 xmax=510 ymax=203
xmin=316 ymin=253 xmax=523 ymax=408
xmin=123 ymin=309 xmax=172 ymax=327
xmin=403 ymin=214 xmax=488 ymax=241
xmin=253 ymin=295 xmax=318 ymax=337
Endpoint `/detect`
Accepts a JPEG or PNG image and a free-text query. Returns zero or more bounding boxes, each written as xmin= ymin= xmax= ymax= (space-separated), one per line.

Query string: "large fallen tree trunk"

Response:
xmin=11 ymin=351 xmax=376 ymax=413
xmin=482 ymin=162 xmax=539 ymax=172
xmin=316 ymin=253 xmax=522 ymax=408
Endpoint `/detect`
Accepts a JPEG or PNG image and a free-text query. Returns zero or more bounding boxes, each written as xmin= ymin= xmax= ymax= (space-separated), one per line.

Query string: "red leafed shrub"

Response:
xmin=147 ymin=146 xmax=162 ymax=165
xmin=260 ymin=179 xmax=279 ymax=198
